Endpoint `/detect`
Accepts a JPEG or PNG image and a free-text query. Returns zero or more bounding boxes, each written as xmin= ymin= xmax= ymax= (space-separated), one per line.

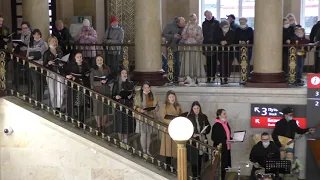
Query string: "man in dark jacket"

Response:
xmin=52 ymin=20 xmax=73 ymax=55
xmin=0 ymin=15 xmax=10 ymax=50
xmin=272 ymin=107 xmax=314 ymax=151
xmin=249 ymin=132 xmax=280 ymax=180
xmin=310 ymin=21 xmax=320 ymax=73
xmin=227 ymin=14 xmax=239 ymax=31
xmin=202 ymin=10 xmax=220 ymax=83
xmin=162 ymin=17 xmax=185 ymax=82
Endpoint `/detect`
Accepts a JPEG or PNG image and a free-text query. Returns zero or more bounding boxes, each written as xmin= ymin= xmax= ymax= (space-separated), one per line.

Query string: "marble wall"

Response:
xmin=0 ymin=97 xmax=169 ymax=180
xmin=153 ymin=86 xmax=308 ymax=178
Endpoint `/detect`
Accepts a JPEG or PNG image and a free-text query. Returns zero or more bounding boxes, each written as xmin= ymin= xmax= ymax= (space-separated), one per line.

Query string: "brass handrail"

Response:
xmin=3 ymin=49 xmax=217 ymax=151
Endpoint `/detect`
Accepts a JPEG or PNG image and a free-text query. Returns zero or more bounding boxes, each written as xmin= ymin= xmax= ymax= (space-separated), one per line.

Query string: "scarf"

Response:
xmin=21 ymin=29 xmax=31 ymax=45
xmin=215 ymin=119 xmax=231 ymax=150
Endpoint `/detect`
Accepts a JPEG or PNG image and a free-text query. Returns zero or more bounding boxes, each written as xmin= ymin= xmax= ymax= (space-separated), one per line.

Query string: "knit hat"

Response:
xmin=82 ymin=19 xmax=90 ymax=27
xmin=285 ymin=148 xmax=294 ymax=153
xmin=220 ymin=20 xmax=229 ymax=28
xmin=110 ymin=17 xmax=118 ymax=23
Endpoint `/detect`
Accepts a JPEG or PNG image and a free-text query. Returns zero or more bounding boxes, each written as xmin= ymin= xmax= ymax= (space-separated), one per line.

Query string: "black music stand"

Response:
xmin=265 ymin=160 xmax=291 ymax=179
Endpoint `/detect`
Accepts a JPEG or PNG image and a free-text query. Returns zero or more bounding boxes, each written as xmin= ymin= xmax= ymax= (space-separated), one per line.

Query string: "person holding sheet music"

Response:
xmin=90 ymin=55 xmax=113 ymax=133
xmin=112 ymin=69 xmax=135 ymax=144
xmin=27 ymin=29 xmax=48 ymax=103
xmin=134 ymin=81 xmax=159 ymax=155
xmin=186 ymin=101 xmax=211 ymax=179
xmin=13 ymin=21 xmax=32 ymax=56
xmin=160 ymin=90 xmax=183 ymax=169
xmin=249 ymin=132 xmax=280 ymax=180
xmin=43 ymin=36 xmax=67 ymax=112
xmin=65 ymin=51 xmax=90 ymax=124
xmin=211 ymin=109 xmax=231 ymax=180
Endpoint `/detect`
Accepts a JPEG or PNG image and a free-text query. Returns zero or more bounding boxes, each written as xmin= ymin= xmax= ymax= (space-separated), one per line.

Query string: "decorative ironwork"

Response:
xmin=288 ymin=46 xmax=297 ymax=84
xmin=0 ymin=51 xmax=6 ymax=90
xmin=108 ymin=0 xmax=135 ymax=43
xmin=122 ymin=45 xmax=129 ymax=70
xmin=240 ymin=46 xmax=248 ymax=82
xmin=167 ymin=47 xmax=174 ymax=82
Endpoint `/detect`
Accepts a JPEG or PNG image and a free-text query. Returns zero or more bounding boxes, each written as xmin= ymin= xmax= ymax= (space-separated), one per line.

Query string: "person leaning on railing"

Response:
xmin=52 ymin=20 xmax=74 ymax=56
xmin=160 ymin=90 xmax=182 ymax=170
xmin=90 ymin=55 xmax=114 ymax=133
xmin=215 ymin=20 xmax=235 ymax=84
xmin=133 ymin=81 xmax=159 ymax=155
xmin=186 ymin=101 xmax=211 ymax=179
xmin=112 ymin=68 xmax=135 ymax=144
xmin=43 ymin=36 xmax=67 ymax=113
xmin=290 ymin=27 xmax=309 ymax=85
xmin=102 ymin=17 xmax=124 ymax=74
xmin=27 ymin=29 xmax=48 ymax=104
xmin=65 ymin=51 xmax=91 ymax=124
xmin=75 ymin=19 xmax=97 ymax=67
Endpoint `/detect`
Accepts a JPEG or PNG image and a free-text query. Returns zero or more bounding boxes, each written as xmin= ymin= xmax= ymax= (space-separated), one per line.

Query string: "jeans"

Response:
xmin=296 ymin=56 xmax=305 ymax=82
xmin=162 ymin=54 xmax=168 ymax=72
xmin=173 ymin=51 xmax=180 ymax=82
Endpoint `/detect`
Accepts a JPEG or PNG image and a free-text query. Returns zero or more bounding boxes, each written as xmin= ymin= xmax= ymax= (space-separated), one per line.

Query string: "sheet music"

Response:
xmin=94 ymin=76 xmax=106 ymax=79
xmin=200 ymin=125 xmax=209 ymax=134
xmin=231 ymin=131 xmax=246 ymax=142
xmin=55 ymin=53 xmax=70 ymax=62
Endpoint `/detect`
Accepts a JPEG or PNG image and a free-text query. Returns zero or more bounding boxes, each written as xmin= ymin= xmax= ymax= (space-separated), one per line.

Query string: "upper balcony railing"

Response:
xmin=0 ymin=48 xmax=222 ymax=180
xmin=62 ymin=42 xmax=318 ymax=86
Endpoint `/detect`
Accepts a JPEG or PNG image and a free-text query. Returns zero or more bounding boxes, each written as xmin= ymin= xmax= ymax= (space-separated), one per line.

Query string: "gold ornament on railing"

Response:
xmin=240 ymin=46 xmax=248 ymax=82
xmin=288 ymin=46 xmax=297 ymax=83
xmin=167 ymin=47 xmax=174 ymax=82
xmin=122 ymin=42 xmax=129 ymax=71
xmin=0 ymin=51 xmax=6 ymax=90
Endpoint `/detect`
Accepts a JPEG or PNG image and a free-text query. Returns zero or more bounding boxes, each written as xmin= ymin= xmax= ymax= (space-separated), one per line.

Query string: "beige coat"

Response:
xmin=159 ymin=103 xmax=182 ymax=158
xmin=133 ymin=92 xmax=159 ymax=133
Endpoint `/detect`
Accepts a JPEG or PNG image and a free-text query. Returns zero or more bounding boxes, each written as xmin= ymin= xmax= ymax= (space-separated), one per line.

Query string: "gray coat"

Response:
xmin=103 ymin=26 xmax=124 ymax=55
xmin=162 ymin=17 xmax=184 ymax=52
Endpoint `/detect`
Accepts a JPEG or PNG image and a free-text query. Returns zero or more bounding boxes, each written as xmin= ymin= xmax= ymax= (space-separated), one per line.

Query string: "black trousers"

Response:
xmin=206 ymin=55 xmax=217 ymax=79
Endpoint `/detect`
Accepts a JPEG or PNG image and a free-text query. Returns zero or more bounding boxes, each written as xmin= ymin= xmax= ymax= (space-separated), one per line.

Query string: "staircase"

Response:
xmin=0 ymin=49 xmax=221 ymax=180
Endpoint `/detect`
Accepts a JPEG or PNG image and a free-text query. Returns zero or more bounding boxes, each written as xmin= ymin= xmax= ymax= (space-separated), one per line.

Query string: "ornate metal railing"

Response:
xmin=0 ymin=48 xmax=222 ymax=179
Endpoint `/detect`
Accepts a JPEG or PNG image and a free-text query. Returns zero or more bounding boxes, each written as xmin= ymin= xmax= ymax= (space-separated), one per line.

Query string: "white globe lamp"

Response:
xmin=168 ymin=117 xmax=194 ymax=180
xmin=168 ymin=117 xmax=194 ymax=141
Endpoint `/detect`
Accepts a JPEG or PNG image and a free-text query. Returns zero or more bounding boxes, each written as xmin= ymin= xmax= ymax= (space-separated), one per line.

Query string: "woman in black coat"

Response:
xmin=187 ymin=101 xmax=211 ymax=178
xmin=211 ymin=109 xmax=231 ymax=180
xmin=65 ymin=51 xmax=90 ymax=124
xmin=112 ymin=68 xmax=135 ymax=144
xmin=216 ymin=20 xmax=235 ymax=84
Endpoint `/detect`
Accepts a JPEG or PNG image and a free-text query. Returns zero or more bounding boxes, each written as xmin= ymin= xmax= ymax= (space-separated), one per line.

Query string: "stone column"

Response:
xmin=22 ymin=0 xmax=50 ymax=41
xmin=132 ymin=0 xmax=164 ymax=86
xmin=246 ymin=0 xmax=287 ymax=88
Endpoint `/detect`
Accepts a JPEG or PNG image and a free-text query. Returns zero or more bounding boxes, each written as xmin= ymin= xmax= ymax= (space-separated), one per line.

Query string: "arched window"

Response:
xmin=200 ymin=0 xmax=255 ymax=28
xmin=301 ymin=0 xmax=320 ymax=34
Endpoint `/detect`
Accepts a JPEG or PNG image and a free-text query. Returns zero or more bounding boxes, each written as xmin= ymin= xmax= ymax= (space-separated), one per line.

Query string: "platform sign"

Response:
xmin=307 ymin=74 xmax=320 ymax=138
xmin=251 ymin=104 xmax=306 ymax=128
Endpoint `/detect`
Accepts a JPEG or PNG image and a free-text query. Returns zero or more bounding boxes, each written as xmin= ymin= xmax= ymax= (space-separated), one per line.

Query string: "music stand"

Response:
xmin=265 ymin=160 xmax=291 ymax=178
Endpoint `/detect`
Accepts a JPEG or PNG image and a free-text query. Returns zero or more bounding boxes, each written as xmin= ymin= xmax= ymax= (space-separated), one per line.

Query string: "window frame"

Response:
xmin=200 ymin=0 xmax=255 ymax=24
xmin=300 ymin=0 xmax=320 ymax=34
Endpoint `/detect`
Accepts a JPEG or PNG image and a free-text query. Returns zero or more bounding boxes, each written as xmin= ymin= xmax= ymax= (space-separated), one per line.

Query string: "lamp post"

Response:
xmin=168 ymin=117 xmax=194 ymax=180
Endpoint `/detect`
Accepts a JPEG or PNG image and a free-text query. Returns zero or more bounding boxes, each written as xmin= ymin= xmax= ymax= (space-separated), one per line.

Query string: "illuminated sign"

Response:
xmin=251 ymin=104 xmax=306 ymax=128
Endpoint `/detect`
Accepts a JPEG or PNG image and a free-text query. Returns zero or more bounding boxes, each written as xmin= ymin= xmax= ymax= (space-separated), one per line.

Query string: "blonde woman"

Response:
xmin=180 ymin=14 xmax=205 ymax=82
xmin=43 ymin=36 xmax=66 ymax=112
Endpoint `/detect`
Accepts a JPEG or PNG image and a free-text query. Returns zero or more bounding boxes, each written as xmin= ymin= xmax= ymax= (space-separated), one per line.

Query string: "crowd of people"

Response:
xmin=0 ymin=12 xmax=318 ymax=180
xmin=162 ymin=11 xmax=320 ymax=85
